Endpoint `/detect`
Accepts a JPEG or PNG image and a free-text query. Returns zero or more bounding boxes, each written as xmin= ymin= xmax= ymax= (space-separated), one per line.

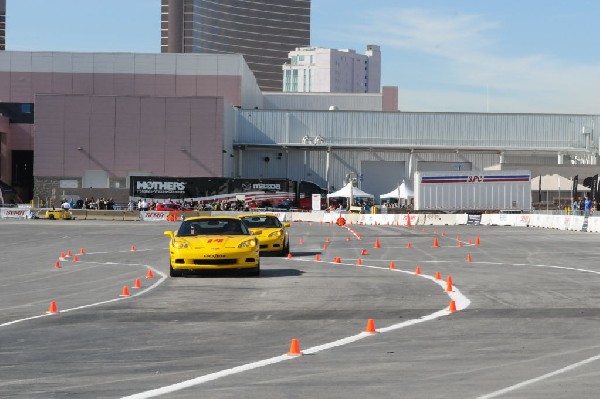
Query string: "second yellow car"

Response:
xmin=240 ymin=214 xmax=290 ymax=256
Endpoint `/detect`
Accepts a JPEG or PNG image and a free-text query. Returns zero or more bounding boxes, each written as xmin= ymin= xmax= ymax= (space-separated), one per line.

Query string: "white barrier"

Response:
xmin=455 ymin=214 xmax=468 ymax=225
xmin=587 ymin=217 xmax=600 ymax=233
xmin=140 ymin=211 xmax=170 ymax=221
xmin=568 ymin=216 xmax=585 ymax=231
xmin=423 ymin=214 xmax=457 ymax=225
xmin=132 ymin=209 xmax=600 ymax=235
xmin=0 ymin=208 xmax=31 ymax=219
xmin=480 ymin=214 xmax=492 ymax=225
xmin=514 ymin=214 xmax=531 ymax=227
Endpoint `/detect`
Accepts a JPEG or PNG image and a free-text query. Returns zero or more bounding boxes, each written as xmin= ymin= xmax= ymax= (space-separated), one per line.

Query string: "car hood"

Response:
xmin=176 ymin=235 xmax=251 ymax=248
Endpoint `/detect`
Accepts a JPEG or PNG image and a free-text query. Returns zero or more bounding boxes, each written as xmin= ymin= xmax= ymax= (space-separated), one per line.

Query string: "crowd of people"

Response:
xmin=571 ymin=196 xmax=597 ymax=216
xmin=61 ymin=197 xmax=116 ymax=210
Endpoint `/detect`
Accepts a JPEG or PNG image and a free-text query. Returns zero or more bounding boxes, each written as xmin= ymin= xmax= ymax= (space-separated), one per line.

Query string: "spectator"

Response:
xmin=61 ymin=199 xmax=71 ymax=210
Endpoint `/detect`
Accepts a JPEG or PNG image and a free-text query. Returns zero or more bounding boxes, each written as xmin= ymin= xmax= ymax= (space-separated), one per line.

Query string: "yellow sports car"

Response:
xmin=38 ymin=208 xmax=73 ymax=220
xmin=240 ymin=214 xmax=290 ymax=256
xmin=164 ymin=216 xmax=261 ymax=277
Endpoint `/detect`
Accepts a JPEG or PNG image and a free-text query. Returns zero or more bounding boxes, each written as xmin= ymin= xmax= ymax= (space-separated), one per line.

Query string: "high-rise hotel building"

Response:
xmin=0 ymin=0 xmax=5 ymax=51
xmin=161 ymin=0 xmax=311 ymax=91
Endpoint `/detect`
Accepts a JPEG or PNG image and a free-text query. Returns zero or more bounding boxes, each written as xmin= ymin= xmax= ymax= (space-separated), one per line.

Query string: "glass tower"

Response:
xmin=161 ymin=0 xmax=311 ymax=92
xmin=0 ymin=0 xmax=5 ymax=51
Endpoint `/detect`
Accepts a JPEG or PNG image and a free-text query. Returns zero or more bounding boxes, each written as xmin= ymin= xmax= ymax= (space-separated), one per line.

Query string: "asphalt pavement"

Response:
xmin=1 ymin=219 xmax=600 ymax=398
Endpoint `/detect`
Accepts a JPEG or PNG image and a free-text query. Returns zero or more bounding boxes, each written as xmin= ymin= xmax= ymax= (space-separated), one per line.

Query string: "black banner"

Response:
xmin=129 ymin=176 xmax=291 ymax=199
xmin=572 ymin=175 xmax=579 ymax=200
xmin=592 ymin=175 xmax=598 ymax=206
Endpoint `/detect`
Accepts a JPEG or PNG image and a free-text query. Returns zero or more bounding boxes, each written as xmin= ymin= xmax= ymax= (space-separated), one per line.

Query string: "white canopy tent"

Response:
xmin=380 ymin=180 xmax=414 ymax=200
xmin=530 ymin=174 xmax=589 ymax=192
xmin=327 ymin=182 xmax=374 ymax=200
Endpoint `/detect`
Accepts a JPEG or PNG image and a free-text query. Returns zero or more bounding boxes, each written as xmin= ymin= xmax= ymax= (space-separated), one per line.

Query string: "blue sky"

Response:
xmin=6 ymin=0 xmax=600 ymax=114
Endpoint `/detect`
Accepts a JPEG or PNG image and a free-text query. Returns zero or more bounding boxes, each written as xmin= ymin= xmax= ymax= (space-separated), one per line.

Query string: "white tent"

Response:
xmin=327 ymin=182 xmax=374 ymax=199
xmin=530 ymin=174 xmax=589 ymax=192
xmin=380 ymin=180 xmax=414 ymax=200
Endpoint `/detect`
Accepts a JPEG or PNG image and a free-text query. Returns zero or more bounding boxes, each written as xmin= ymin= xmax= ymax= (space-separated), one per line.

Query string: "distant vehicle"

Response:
xmin=155 ymin=203 xmax=193 ymax=212
xmin=37 ymin=209 xmax=73 ymax=220
xmin=240 ymin=214 xmax=290 ymax=256
xmin=164 ymin=216 xmax=261 ymax=277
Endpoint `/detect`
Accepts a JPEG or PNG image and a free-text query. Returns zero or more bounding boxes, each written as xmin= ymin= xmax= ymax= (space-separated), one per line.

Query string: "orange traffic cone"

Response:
xmin=407 ymin=242 xmax=412 ymax=248
xmin=374 ymin=239 xmax=381 ymax=248
xmin=334 ymin=257 xmax=341 ymax=263
xmin=448 ymin=300 xmax=457 ymax=313
xmin=446 ymin=276 xmax=453 ymax=292
xmin=434 ymin=271 xmax=441 ymax=280
xmin=415 ymin=266 xmax=421 ymax=275
xmin=60 ymin=251 xmax=66 ymax=259
xmin=458 ymin=241 xmax=463 ymax=247
xmin=79 ymin=248 xmax=85 ymax=255
xmin=315 ymin=254 xmax=321 ymax=261
xmin=299 ymin=239 xmax=304 ymax=245
xmin=131 ymin=245 xmax=136 ymax=251
xmin=323 ymin=244 xmax=328 ymax=250
xmin=357 ymin=258 xmax=363 ymax=266
xmin=66 ymin=250 xmax=72 ymax=257
xmin=475 ymin=236 xmax=481 ymax=246
xmin=433 ymin=237 xmax=440 ymax=248
xmin=47 ymin=301 xmax=58 ymax=314
xmin=146 ymin=269 xmax=154 ymax=279
xmin=361 ymin=249 xmax=369 ymax=255
xmin=406 ymin=212 xmax=412 ymax=227
xmin=466 ymin=254 xmax=472 ymax=262
xmin=54 ymin=261 xmax=61 ymax=269
xmin=287 ymin=338 xmax=303 ymax=356
xmin=389 ymin=261 xmax=396 ymax=270
xmin=364 ymin=319 xmax=377 ymax=333
xmin=326 ymin=237 xmax=331 ymax=243
xmin=132 ymin=278 xmax=142 ymax=289
xmin=120 ymin=286 xmax=131 ymax=297
xmin=346 ymin=236 xmax=351 ymax=241
xmin=73 ymin=255 xmax=79 ymax=262
xmin=287 ymin=253 xmax=292 ymax=259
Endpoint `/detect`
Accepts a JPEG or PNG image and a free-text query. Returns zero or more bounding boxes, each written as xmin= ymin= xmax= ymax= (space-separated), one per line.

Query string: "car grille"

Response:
xmin=193 ymin=259 xmax=237 ymax=265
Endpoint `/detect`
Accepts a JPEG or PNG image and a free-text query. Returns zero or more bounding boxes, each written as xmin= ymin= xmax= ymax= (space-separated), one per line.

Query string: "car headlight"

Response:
xmin=238 ymin=239 xmax=257 ymax=248
xmin=172 ymin=240 xmax=189 ymax=249
xmin=268 ymin=230 xmax=282 ymax=238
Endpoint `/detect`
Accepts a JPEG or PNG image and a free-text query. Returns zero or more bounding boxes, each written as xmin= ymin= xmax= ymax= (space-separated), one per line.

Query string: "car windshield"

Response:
xmin=241 ymin=216 xmax=282 ymax=228
xmin=178 ymin=219 xmax=249 ymax=236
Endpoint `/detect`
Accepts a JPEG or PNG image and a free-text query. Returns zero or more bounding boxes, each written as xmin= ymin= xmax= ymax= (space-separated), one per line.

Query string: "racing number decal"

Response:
xmin=206 ymin=239 xmax=224 ymax=243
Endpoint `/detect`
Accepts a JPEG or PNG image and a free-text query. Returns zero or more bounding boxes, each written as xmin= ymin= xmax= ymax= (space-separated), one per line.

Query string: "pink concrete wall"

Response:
xmin=34 ymin=95 xmax=225 ymax=179
xmin=382 ymin=86 xmax=399 ymax=112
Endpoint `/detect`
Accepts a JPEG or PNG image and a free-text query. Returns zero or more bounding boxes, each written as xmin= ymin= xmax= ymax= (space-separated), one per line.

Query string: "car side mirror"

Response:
xmin=163 ymin=231 xmax=174 ymax=238
xmin=283 ymin=223 xmax=291 ymax=228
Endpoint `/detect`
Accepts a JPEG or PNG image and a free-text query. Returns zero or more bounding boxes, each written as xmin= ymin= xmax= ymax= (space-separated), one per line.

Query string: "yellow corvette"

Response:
xmin=164 ymin=216 xmax=261 ymax=277
xmin=240 ymin=214 xmax=290 ymax=256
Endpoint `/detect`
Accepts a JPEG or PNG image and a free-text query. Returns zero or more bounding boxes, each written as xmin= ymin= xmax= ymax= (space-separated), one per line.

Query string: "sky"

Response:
xmin=5 ymin=0 xmax=600 ymax=114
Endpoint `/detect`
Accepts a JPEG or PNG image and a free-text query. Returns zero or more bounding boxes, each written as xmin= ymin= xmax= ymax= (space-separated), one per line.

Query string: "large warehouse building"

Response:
xmin=0 ymin=50 xmax=598 ymax=205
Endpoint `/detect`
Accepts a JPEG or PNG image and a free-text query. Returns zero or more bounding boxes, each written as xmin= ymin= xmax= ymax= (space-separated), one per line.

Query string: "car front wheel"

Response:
xmin=248 ymin=261 xmax=260 ymax=277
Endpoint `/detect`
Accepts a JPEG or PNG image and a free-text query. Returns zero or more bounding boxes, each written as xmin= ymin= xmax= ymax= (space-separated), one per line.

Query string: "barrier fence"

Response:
xmin=3 ymin=208 xmax=600 ymax=233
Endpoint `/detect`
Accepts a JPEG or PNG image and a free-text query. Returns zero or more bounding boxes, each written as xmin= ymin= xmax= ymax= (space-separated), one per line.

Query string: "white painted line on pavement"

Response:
xmin=0 ymin=264 xmax=166 ymax=328
xmin=121 ymin=260 xmax=470 ymax=398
